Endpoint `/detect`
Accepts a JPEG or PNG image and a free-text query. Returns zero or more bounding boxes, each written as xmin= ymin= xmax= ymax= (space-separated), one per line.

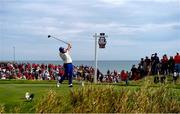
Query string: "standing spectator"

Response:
xmin=161 ymin=54 xmax=168 ymax=75
xmin=174 ymin=53 xmax=180 ymax=76
xmin=144 ymin=56 xmax=151 ymax=76
xmin=131 ymin=65 xmax=140 ymax=80
xmin=151 ymin=53 xmax=160 ymax=75
xmin=120 ymin=70 xmax=128 ymax=85
xmin=168 ymin=56 xmax=175 ymax=75
xmin=107 ymin=70 xmax=110 ymax=76
xmin=138 ymin=58 xmax=145 ymax=78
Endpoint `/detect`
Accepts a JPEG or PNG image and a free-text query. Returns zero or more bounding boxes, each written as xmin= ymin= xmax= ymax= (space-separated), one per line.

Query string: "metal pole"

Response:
xmin=94 ymin=33 xmax=98 ymax=83
xmin=13 ymin=46 xmax=15 ymax=62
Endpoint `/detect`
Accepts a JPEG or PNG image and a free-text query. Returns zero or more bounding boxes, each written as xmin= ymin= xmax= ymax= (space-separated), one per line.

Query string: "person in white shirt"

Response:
xmin=57 ymin=43 xmax=73 ymax=87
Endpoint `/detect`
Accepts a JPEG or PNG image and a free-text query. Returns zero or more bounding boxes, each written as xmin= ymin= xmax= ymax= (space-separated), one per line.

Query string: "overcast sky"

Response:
xmin=0 ymin=0 xmax=180 ymax=61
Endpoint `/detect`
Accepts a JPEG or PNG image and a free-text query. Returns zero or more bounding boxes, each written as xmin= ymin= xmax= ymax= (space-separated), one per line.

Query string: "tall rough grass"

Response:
xmin=5 ymin=78 xmax=179 ymax=113
xmin=0 ymin=104 xmax=5 ymax=113
xmin=35 ymin=89 xmax=71 ymax=113
xmin=34 ymin=80 xmax=180 ymax=113
xmin=70 ymin=85 xmax=179 ymax=113
xmin=128 ymin=80 xmax=180 ymax=113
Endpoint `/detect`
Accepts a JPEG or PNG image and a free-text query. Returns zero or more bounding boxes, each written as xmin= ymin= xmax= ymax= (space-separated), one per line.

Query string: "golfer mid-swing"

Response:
xmin=57 ymin=43 xmax=73 ymax=87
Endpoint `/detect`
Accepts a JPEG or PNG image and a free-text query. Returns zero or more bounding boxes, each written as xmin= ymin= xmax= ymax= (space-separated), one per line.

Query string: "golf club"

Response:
xmin=48 ymin=35 xmax=69 ymax=45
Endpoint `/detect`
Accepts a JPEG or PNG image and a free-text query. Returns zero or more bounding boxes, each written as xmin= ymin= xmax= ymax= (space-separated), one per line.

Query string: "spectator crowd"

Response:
xmin=0 ymin=52 xmax=180 ymax=84
xmin=0 ymin=63 xmax=64 ymax=80
xmin=130 ymin=52 xmax=180 ymax=83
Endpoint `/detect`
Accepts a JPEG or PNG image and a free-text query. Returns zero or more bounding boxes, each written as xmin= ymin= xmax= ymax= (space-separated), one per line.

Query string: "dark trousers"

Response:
xmin=59 ymin=63 xmax=73 ymax=84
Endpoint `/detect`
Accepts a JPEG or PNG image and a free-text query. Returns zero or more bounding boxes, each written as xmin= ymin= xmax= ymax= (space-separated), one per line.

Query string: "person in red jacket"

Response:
xmin=120 ymin=70 xmax=128 ymax=86
xmin=174 ymin=52 xmax=180 ymax=75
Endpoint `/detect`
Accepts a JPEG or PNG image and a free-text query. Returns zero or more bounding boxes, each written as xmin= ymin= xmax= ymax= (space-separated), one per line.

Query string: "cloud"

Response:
xmin=173 ymin=25 xmax=180 ymax=30
xmin=98 ymin=0 xmax=128 ymax=5
xmin=0 ymin=0 xmax=179 ymax=60
xmin=97 ymin=0 xmax=179 ymax=8
xmin=71 ymin=22 xmax=180 ymax=35
xmin=151 ymin=0 xmax=179 ymax=3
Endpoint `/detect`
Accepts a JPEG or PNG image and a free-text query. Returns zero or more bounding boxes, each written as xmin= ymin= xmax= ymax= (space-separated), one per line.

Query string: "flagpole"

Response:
xmin=94 ymin=33 xmax=98 ymax=83
xmin=93 ymin=33 xmax=108 ymax=83
xmin=13 ymin=46 xmax=15 ymax=62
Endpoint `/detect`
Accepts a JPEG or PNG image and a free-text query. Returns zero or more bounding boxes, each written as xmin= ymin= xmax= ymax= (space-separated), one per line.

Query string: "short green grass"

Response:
xmin=0 ymin=81 xmax=69 ymax=107
xmin=0 ymin=76 xmax=179 ymax=112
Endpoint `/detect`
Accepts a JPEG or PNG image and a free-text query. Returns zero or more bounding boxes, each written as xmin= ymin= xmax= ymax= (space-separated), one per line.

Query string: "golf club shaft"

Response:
xmin=50 ymin=36 xmax=69 ymax=45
